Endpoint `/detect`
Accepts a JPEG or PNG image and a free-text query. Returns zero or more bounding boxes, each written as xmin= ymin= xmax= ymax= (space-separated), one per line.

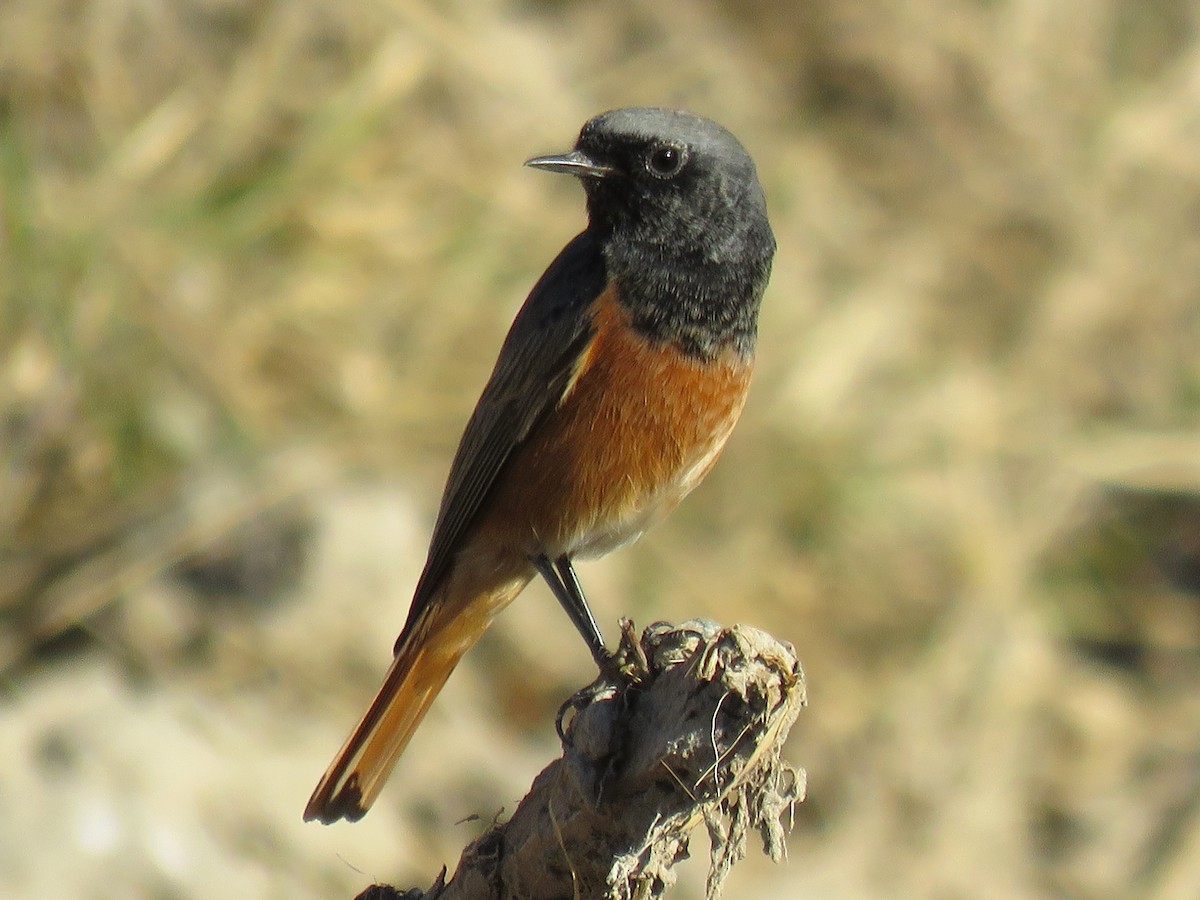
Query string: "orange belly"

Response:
xmin=472 ymin=284 xmax=753 ymax=561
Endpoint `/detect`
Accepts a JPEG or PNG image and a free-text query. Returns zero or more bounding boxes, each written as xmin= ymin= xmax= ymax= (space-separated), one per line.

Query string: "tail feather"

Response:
xmin=306 ymin=565 xmax=532 ymax=824
xmin=303 ymin=635 xmax=465 ymax=823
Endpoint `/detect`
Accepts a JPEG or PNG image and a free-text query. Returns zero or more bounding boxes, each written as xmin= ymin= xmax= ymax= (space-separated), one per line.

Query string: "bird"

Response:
xmin=304 ymin=107 xmax=775 ymax=824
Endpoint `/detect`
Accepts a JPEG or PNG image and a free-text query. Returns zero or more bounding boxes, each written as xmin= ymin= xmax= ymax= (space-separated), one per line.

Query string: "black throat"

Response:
xmin=601 ymin=229 xmax=774 ymax=361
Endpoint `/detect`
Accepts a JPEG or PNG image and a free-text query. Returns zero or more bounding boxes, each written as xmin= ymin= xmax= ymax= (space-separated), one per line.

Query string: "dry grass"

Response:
xmin=3 ymin=0 xmax=1200 ymax=897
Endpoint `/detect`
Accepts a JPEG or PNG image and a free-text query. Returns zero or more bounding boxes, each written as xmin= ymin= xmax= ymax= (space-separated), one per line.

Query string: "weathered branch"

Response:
xmin=357 ymin=619 xmax=806 ymax=900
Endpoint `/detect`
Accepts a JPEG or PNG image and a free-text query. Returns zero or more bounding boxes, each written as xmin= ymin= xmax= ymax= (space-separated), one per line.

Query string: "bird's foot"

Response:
xmin=556 ymin=618 xmax=648 ymax=744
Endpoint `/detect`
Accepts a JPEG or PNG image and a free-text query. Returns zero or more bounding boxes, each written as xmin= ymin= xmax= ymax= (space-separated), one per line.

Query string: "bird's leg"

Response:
xmin=535 ymin=553 xmax=626 ymax=747
xmin=532 ymin=553 xmax=609 ymax=668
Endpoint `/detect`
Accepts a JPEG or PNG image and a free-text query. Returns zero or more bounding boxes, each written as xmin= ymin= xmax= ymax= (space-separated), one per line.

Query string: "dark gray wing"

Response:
xmin=398 ymin=230 xmax=607 ymax=640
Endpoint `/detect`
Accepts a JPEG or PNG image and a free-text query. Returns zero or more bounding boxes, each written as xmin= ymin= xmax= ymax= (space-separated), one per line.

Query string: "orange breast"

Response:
xmin=473 ymin=284 xmax=753 ymax=561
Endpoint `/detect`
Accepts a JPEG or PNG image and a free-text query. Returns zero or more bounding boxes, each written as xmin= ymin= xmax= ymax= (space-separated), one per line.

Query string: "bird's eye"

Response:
xmin=646 ymin=144 xmax=687 ymax=178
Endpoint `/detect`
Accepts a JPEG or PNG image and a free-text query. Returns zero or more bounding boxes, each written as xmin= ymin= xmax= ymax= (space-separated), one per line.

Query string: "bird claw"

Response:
xmin=556 ymin=618 xmax=649 ymax=745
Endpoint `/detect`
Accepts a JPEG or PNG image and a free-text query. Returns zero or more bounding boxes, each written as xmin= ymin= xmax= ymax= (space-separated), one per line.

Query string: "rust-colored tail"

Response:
xmin=304 ymin=577 xmax=524 ymax=824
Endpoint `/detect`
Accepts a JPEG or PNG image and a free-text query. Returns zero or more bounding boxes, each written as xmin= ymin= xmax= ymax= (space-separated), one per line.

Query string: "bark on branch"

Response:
xmin=357 ymin=619 xmax=806 ymax=900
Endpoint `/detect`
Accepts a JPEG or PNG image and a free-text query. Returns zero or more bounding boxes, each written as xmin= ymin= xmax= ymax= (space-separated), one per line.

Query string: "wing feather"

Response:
xmin=398 ymin=230 xmax=607 ymax=641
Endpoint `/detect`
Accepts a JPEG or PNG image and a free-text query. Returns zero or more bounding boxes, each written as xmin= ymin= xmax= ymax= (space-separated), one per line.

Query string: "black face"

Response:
xmin=570 ymin=108 xmax=774 ymax=268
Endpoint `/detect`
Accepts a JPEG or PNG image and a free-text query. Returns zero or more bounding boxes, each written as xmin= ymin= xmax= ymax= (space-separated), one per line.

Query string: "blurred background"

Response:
xmin=3 ymin=0 xmax=1200 ymax=896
